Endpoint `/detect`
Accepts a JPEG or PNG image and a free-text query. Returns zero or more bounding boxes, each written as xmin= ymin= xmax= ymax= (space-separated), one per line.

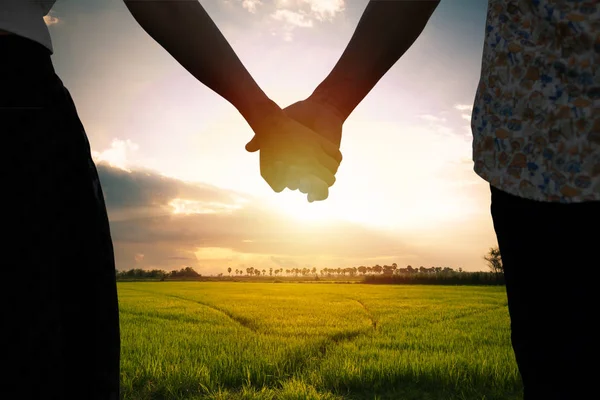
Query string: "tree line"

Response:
xmin=116 ymin=248 xmax=503 ymax=285
xmin=227 ymin=264 xmax=459 ymax=277
xmin=116 ymin=266 xmax=200 ymax=281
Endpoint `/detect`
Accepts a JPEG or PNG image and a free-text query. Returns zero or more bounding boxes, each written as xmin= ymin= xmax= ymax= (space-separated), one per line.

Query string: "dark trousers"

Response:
xmin=490 ymin=185 xmax=598 ymax=400
xmin=1 ymin=35 xmax=120 ymax=399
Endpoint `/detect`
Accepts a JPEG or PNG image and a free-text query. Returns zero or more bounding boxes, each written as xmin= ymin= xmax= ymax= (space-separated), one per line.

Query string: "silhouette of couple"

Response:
xmin=2 ymin=1 xmax=597 ymax=399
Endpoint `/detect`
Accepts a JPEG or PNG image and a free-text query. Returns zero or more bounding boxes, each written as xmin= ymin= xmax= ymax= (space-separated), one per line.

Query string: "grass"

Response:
xmin=118 ymin=282 xmax=522 ymax=400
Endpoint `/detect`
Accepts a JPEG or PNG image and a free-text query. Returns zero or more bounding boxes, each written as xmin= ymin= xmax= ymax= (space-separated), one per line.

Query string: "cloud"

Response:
xmin=225 ymin=0 xmax=345 ymax=41
xmin=419 ymin=114 xmax=447 ymax=123
xmin=97 ymin=162 xmax=414 ymax=273
xmin=454 ymin=104 xmax=473 ymax=112
xmin=419 ymin=115 xmax=455 ymax=137
xmin=419 ymin=105 xmax=476 ymax=139
xmin=91 ymin=138 xmax=139 ymax=172
xmin=97 ymin=162 xmax=248 ymax=218
xmin=300 ymin=0 xmax=345 ymax=22
xmin=242 ymin=0 xmax=263 ymax=13
xmin=271 ymin=9 xmax=314 ymax=28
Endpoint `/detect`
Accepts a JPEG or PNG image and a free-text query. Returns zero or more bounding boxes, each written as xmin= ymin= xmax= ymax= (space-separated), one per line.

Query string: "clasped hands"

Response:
xmin=244 ymin=96 xmax=344 ymax=202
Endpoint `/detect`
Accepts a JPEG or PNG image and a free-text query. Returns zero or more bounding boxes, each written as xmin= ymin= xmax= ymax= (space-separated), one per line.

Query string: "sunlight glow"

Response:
xmin=273 ymin=177 xmax=479 ymax=230
xmin=273 ymin=191 xmax=335 ymax=222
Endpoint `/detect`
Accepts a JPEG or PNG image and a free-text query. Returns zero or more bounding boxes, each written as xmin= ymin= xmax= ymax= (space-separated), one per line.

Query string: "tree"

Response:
xmin=227 ymin=267 xmax=232 ymax=276
xmin=484 ymin=247 xmax=503 ymax=274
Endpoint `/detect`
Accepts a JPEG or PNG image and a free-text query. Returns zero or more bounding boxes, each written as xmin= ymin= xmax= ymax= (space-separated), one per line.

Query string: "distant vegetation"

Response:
xmin=117 ymin=248 xmax=505 ymax=285
xmin=116 ymin=266 xmax=199 ymax=281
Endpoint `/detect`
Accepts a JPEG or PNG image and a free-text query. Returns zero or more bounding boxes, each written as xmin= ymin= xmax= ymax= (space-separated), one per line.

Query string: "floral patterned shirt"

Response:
xmin=471 ymin=0 xmax=600 ymax=202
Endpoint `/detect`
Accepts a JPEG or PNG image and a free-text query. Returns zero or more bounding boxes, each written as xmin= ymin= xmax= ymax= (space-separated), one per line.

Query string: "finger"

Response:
xmin=262 ymin=161 xmax=287 ymax=193
xmin=307 ymin=136 xmax=341 ymax=174
xmin=314 ymin=150 xmax=341 ymax=175
xmin=245 ymin=136 xmax=260 ymax=152
xmin=286 ymin=166 xmax=302 ymax=191
xmin=304 ymin=160 xmax=336 ymax=188
xmin=298 ymin=176 xmax=312 ymax=194
xmin=307 ymin=178 xmax=329 ymax=202
xmin=319 ymin=136 xmax=343 ymax=165
xmin=288 ymin=180 xmax=300 ymax=191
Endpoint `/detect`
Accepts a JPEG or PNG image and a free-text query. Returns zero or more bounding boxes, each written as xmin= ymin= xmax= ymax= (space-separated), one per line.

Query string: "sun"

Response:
xmin=273 ymin=190 xmax=335 ymax=223
xmin=271 ymin=188 xmax=392 ymax=227
xmin=270 ymin=181 xmax=478 ymax=232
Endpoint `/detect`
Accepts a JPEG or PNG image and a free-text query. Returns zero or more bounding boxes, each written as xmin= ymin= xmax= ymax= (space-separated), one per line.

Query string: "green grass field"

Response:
xmin=118 ymin=282 xmax=522 ymax=400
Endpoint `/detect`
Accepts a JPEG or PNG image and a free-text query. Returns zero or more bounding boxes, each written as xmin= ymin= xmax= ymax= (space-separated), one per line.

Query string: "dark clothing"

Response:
xmin=2 ymin=35 xmax=120 ymax=399
xmin=490 ymin=184 xmax=597 ymax=400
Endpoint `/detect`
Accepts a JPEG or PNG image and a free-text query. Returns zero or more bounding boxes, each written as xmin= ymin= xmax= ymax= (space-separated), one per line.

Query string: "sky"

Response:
xmin=44 ymin=0 xmax=496 ymax=274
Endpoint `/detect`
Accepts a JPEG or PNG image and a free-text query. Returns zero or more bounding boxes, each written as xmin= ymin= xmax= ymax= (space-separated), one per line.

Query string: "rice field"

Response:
xmin=118 ymin=282 xmax=522 ymax=400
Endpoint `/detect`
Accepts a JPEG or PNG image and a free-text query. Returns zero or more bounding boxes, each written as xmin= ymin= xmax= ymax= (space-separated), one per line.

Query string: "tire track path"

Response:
xmin=351 ymin=298 xmax=378 ymax=330
xmin=121 ymin=287 xmax=260 ymax=333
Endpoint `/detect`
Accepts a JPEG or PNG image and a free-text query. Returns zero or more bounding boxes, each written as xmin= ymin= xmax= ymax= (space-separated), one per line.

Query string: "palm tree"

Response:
xmin=227 ymin=267 xmax=232 ymax=276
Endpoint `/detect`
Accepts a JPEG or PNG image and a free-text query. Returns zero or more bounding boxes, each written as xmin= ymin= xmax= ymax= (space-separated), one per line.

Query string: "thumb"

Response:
xmin=245 ymin=135 xmax=261 ymax=152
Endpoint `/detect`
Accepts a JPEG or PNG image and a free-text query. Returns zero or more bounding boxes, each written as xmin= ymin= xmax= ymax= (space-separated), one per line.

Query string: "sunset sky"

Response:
xmin=44 ymin=0 xmax=496 ymax=273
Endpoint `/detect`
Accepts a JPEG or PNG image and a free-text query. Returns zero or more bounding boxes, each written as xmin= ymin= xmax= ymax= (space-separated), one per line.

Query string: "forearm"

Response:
xmin=123 ymin=0 xmax=279 ymax=129
xmin=310 ymin=0 xmax=440 ymax=122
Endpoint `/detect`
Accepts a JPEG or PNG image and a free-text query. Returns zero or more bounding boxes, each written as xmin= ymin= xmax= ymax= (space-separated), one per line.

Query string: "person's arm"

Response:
xmin=309 ymin=0 xmax=441 ymax=122
xmin=123 ymin=0 xmax=342 ymax=201
xmin=122 ymin=0 xmax=279 ymax=131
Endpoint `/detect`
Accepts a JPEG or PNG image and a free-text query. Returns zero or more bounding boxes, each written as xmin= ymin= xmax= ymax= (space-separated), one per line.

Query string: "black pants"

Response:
xmin=490 ymin=185 xmax=597 ymax=400
xmin=2 ymin=36 xmax=120 ymax=399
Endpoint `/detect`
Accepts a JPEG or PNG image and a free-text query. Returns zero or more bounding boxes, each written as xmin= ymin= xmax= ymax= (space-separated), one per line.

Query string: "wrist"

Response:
xmin=308 ymin=87 xmax=347 ymax=123
xmin=240 ymin=97 xmax=283 ymax=135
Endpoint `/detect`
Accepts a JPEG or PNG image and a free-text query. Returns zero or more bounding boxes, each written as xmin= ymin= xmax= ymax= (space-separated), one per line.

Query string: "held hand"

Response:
xmin=245 ymin=97 xmax=344 ymax=201
xmin=247 ymin=108 xmax=342 ymax=202
xmin=285 ymin=97 xmax=344 ymax=149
